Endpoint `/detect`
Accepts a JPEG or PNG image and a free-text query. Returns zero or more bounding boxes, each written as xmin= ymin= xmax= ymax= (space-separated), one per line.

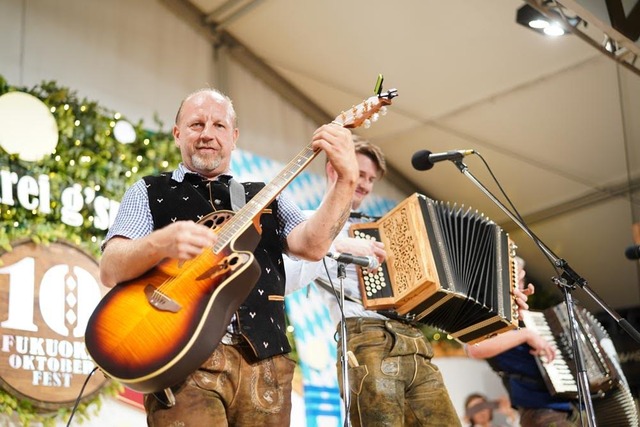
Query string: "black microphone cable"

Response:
xmin=66 ymin=366 xmax=99 ymax=427
xmin=319 ymin=257 xmax=352 ymax=427
xmin=446 ymin=151 xmax=560 ymax=274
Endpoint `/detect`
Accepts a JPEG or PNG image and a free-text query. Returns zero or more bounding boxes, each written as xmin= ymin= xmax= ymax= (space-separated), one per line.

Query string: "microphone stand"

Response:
xmin=450 ymin=158 xmax=640 ymax=427
xmin=336 ymin=262 xmax=352 ymax=427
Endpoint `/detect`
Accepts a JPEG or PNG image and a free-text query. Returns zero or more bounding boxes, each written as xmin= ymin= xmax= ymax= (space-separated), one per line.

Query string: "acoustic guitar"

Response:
xmin=84 ymin=87 xmax=398 ymax=393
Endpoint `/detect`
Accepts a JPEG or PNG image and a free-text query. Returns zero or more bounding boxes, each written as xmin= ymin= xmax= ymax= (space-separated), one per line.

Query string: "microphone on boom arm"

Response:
xmin=625 ymin=244 xmax=640 ymax=260
xmin=411 ymin=149 xmax=475 ymax=171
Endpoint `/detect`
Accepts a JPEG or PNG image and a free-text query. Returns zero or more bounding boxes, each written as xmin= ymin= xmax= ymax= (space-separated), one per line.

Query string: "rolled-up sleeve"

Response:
xmin=276 ymin=194 xmax=307 ymax=240
xmin=102 ymin=179 xmax=153 ymax=249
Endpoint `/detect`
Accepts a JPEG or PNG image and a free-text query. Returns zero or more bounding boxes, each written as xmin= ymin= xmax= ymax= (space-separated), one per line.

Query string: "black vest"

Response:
xmin=144 ymin=172 xmax=291 ymax=360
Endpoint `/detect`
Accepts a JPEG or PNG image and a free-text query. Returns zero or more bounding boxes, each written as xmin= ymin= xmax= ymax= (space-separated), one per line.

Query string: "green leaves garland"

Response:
xmin=0 ymin=385 xmax=120 ymax=427
xmin=0 ymin=75 xmax=181 ymax=257
xmin=0 ymin=75 xmax=180 ymax=425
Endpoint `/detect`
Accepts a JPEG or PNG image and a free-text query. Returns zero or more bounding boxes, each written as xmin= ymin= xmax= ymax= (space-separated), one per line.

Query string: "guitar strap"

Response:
xmin=228 ymin=178 xmax=246 ymax=211
xmin=313 ymin=277 xmax=363 ymax=304
xmin=313 ymin=278 xmax=417 ymax=325
xmin=182 ymin=173 xmax=246 ymax=211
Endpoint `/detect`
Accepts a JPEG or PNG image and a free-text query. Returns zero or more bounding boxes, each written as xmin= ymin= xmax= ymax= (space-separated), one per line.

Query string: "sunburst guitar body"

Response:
xmin=85 ymin=211 xmax=262 ymax=393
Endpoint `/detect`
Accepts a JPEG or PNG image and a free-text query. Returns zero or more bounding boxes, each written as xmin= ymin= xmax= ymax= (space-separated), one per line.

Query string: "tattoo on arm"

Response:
xmin=330 ymin=206 xmax=351 ymax=239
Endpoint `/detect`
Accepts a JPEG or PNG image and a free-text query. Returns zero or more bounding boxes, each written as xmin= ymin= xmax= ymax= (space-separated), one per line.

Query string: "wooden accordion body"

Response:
xmin=349 ymin=193 xmax=519 ymax=344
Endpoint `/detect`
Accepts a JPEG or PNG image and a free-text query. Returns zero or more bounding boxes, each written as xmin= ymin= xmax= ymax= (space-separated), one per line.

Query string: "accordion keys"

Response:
xmin=350 ymin=230 xmax=394 ymax=304
xmin=522 ymin=303 xmax=639 ymax=426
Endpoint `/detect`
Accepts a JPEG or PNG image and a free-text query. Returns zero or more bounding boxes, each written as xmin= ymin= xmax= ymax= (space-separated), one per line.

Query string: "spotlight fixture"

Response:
xmin=516 ymin=2 xmax=583 ymax=37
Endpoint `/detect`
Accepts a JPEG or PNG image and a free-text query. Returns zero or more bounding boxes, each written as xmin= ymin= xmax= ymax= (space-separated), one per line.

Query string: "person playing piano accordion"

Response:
xmin=465 ymin=257 xmax=583 ymax=427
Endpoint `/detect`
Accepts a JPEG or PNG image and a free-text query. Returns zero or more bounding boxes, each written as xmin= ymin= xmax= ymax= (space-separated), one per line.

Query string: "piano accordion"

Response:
xmin=349 ymin=193 xmax=519 ymax=344
xmin=522 ymin=303 xmax=639 ymax=426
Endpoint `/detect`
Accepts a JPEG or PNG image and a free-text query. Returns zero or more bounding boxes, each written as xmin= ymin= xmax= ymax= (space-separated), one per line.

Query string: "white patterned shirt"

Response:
xmin=104 ymin=163 xmax=306 ymax=249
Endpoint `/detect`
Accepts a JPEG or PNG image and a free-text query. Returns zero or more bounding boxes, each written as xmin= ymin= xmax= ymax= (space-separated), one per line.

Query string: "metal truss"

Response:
xmin=527 ymin=0 xmax=640 ymax=77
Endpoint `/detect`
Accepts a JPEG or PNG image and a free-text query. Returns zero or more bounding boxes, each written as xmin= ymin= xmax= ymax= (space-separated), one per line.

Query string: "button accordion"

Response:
xmin=349 ymin=193 xmax=519 ymax=344
xmin=521 ymin=303 xmax=639 ymax=426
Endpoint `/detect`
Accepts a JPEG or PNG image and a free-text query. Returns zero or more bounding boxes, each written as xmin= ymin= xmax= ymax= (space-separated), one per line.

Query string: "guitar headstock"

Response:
xmin=333 ymin=88 xmax=398 ymax=129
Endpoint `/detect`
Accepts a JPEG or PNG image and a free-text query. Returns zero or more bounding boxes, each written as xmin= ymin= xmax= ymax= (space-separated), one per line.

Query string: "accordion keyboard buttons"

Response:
xmin=353 ymin=230 xmax=386 ymax=297
xmin=363 ymin=262 xmax=386 ymax=297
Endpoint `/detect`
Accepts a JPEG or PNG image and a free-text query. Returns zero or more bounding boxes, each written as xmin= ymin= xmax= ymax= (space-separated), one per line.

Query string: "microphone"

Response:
xmin=625 ymin=245 xmax=640 ymax=260
xmin=326 ymin=252 xmax=379 ymax=269
xmin=411 ymin=149 xmax=475 ymax=171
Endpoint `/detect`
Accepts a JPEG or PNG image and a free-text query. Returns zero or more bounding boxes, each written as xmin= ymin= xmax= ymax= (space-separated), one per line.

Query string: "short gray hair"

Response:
xmin=174 ymin=88 xmax=238 ymax=127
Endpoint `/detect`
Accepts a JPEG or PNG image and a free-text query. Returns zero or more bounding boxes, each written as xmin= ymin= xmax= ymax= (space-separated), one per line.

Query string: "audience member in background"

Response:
xmin=465 ymin=257 xmax=582 ymax=427
xmin=463 ymin=393 xmax=517 ymax=427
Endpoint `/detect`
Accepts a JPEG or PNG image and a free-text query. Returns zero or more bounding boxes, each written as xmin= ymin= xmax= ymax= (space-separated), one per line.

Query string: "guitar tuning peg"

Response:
xmin=379 ymin=106 xmax=387 ymax=116
xmin=371 ymin=113 xmax=379 ymax=122
xmin=363 ymin=119 xmax=371 ymax=129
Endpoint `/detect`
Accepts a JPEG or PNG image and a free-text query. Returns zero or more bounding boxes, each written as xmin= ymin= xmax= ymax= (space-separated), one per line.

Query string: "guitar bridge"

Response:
xmin=144 ymin=285 xmax=181 ymax=312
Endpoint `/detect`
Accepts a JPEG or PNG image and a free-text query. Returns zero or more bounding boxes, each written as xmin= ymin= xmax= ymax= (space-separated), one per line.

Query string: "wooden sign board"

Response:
xmin=0 ymin=240 xmax=109 ymax=409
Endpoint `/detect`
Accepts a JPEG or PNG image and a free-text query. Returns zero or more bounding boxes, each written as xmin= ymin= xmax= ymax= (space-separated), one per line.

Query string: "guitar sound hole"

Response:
xmin=198 ymin=212 xmax=233 ymax=230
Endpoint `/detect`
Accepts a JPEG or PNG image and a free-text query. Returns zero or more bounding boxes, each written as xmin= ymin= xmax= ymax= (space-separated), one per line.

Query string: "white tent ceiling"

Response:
xmin=162 ymin=0 xmax=640 ymax=318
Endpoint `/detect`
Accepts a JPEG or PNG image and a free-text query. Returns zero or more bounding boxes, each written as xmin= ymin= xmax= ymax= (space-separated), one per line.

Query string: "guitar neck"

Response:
xmin=213 ymin=143 xmax=318 ymax=251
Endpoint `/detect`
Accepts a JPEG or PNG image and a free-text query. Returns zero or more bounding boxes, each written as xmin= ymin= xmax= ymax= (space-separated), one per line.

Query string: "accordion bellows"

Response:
xmin=349 ymin=193 xmax=519 ymax=344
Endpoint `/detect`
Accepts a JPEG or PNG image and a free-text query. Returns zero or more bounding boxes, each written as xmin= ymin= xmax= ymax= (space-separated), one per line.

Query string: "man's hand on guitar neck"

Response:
xmin=311 ymin=124 xmax=358 ymax=186
xmin=287 ymin=125 xmax=358 ymax=261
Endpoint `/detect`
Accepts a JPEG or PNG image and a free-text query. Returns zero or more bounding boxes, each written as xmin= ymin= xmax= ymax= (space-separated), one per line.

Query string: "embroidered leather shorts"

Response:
xmin=336 ymin=317 xmax=461 ymax=427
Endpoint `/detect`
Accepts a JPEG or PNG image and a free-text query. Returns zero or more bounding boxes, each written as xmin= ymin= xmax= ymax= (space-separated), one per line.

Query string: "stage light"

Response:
xmin=516 ymin=2 xmax=582 ymax=37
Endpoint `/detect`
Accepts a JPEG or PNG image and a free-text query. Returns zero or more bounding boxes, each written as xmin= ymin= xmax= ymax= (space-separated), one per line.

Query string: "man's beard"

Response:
xmin=192 ymin=153 xmax=222 ymax=173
